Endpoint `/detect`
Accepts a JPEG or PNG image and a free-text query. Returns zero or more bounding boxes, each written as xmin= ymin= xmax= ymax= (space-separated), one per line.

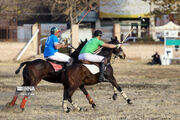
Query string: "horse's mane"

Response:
xmin=70 ymin=39 xmax=88 ymax=63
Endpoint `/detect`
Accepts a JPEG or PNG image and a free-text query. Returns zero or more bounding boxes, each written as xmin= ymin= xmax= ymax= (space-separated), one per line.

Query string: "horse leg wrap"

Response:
xmin=10 ymin=96 xmax=18 ymax=106
xmin=113 ymin=87 xmax=118 ymax=95
xmin=71 ymin=102 xmax=81 ymax=111
xmin=120 ymin=91 xmax=128 ymax=100
xmin=20 ymin=96 xmax=28 ymax=109
xmin=86 ymin=94 xmax=94 ymax=104
xmin=63 ymin=100 xmax=68 ymax=112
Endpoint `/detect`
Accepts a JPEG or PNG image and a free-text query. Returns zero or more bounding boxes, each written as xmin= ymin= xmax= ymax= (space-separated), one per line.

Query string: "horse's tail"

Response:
xmin=15 ymin=61 xmax=30 ymax=74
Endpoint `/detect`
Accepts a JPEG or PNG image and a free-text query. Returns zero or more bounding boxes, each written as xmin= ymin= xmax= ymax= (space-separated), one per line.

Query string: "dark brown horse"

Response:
xmin=7 ymin=39 xmax=88 ymax=111
xmin=61 ymin=37 xmax=132 ymax=112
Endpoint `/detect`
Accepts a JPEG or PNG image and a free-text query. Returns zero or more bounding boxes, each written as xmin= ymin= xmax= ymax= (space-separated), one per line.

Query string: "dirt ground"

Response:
xmin=0 ymin=59 xmax=180 ymax=120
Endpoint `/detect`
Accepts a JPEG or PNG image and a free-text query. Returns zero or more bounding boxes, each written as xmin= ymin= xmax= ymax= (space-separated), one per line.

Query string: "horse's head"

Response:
xmin=77 ymin=39 xmax=88 ymax=52
xmin=110 ymin=37 xmax=126 ymax=59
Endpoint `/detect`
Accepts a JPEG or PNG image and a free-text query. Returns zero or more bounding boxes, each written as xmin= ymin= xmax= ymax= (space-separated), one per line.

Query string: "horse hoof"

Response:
xmin=5 ymin=102 xmax=14 ymax=107
xmin=21 ymin=108 xmax=24 ymax=112
xmin=80 ymin=108 xmax=88 ymax=112
xmin=92 ymin=104 xmax=96 ymax=108
xmin=127 ymin=99 xmax=133 ymax=104
xmin=64 ymin=107 xmax=70 ymax=113
xmin=78 ymin=108 xmax=85 ymax=112
xmin=112 ymin=94 xmax=117 ymax=100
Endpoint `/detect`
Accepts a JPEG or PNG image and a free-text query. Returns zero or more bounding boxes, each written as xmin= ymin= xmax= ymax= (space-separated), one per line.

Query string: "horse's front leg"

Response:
xmin=106 ymin=65 xmax=132 ymax=104
xmin=109 ymin=76 xmax=132 ymax=104
xmin=112 ymin=87 xmax=118 ymax=100
xmin=80 ymin=85 xmax=96 ymax=108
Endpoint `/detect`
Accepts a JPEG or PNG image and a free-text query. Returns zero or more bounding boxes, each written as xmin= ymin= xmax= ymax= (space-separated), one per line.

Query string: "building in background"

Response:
xmin=98 ymin=0 xmax=151 ymax=41
xmin=0 ymin=16 xmax=17 ymax=42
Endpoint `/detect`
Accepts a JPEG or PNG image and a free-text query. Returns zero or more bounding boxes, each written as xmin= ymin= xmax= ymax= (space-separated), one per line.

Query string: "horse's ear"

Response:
xmin=111 ymin=37 xmax=116 ymax=42
xmin=85 ymin=38 xmax=87 ymax=42
xmin=115 ymin=36 xmax=118 ymax=40
xmin=80 ymin=39 xmax=83 ymax=43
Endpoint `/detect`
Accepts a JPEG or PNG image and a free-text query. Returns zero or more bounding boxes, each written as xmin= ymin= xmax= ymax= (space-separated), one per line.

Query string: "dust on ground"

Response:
xmin=0 ymin=59 xmax=180 ymax=120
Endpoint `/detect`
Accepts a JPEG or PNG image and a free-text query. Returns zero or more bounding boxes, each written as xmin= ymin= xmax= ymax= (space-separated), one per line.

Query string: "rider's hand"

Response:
xmin=67 ymin=44 xmax=72 ymax=48
xmin=116 ymin=44 xmax=122 ymax=49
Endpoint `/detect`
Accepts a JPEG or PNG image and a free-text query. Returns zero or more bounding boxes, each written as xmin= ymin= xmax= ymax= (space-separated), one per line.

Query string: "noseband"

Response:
xmin=112 ymin=47 xmax=123 ymax=64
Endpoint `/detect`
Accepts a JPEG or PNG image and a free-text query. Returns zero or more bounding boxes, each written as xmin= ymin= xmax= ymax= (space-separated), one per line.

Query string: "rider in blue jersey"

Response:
xmin=44 ymin=27 xmax=73 ymax=65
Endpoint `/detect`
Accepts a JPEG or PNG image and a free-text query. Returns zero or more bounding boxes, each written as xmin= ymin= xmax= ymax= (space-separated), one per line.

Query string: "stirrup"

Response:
xmin=98 ymin=77 xmax=109 ymax=82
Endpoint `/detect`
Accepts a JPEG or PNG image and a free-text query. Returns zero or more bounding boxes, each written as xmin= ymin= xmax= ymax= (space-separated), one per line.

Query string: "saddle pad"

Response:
xmin=48 ymin=61 xmax=63 ymax=71
xmin=83 ymin=64 xmax=99 ymax=74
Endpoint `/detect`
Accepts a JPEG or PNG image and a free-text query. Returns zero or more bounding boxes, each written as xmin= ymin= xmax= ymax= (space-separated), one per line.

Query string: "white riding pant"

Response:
xmin=47 ymin=52 xmax=71 ymax=62
xmin=78 ymin=53 xmax=104 ymax=62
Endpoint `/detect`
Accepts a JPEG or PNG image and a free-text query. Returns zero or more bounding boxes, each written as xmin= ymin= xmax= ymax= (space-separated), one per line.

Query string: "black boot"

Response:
xmin=99 ymin=62 xmax=107 ymax=82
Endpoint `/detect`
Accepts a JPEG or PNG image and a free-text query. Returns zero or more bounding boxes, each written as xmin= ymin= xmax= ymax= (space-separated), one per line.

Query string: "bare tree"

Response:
xmin=0 ymin=0 xmax=99 ymax=23
xmin=144 ymin=0 xmax=180 ymax=15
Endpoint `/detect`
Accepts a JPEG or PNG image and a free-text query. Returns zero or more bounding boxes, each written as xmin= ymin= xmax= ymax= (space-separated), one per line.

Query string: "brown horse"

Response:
xmin=6 ymin=39 xmax=88 ymax=112
xmin=61 ymin=37 xmax=132 ymax=112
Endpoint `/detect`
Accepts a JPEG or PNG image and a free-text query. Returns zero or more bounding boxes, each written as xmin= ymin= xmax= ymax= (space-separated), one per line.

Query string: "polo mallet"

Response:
xmin=121 ymin=16 xmax=145 ymax=43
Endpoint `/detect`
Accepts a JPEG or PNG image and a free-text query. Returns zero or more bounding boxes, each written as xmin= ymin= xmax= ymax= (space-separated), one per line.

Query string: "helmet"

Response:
xmin=93 ymin=30 xmax=102 ymax=37
xmin=50 ymin=27 xmax=60 ymax=34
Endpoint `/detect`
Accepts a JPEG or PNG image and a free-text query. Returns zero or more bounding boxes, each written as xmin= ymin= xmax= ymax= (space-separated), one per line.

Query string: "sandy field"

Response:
xmin=0 ymin=59 xmax=180 ymax=120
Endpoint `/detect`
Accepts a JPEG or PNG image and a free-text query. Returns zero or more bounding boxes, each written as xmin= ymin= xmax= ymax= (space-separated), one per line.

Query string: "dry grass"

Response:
xmin=0 ymin=59 xmax=180 ymax=120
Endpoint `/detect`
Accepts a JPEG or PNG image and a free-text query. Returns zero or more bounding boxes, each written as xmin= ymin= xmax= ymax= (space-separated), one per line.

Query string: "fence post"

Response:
xmin=113 ymin=24 xmax=121 ymax=42
xmin=32 ymin=23 xmax=39 ymax=54
xmin=37 ymin=24 xmax=41 ymax=54
xmin=72 ymin=24 xmax=79 ymax=51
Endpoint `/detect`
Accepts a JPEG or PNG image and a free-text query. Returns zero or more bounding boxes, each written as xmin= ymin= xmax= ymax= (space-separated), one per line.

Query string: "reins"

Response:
xmin=94 ymin=46 xmax=119 ymax=64
xmin=112 ymin=54 xmax=117 ymax=64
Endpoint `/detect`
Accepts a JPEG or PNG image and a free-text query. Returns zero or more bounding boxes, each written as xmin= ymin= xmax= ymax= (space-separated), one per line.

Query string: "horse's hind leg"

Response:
xmin=62 ymin=88 xmax=70 ymax=113
xmin=9 ymin=90 xmax=22 ymax=106
xmin=63 ymin=87 xmax=82 ymax=112
xmin=80 ymin=85 xmax=96 ymax=108
xmin=20 ymin=92 xmax=32 ymax=112
xmin=109 ymin=76 xmax=132 ymax=104
xmin=7 ymin=90 xmax=21 ymax=107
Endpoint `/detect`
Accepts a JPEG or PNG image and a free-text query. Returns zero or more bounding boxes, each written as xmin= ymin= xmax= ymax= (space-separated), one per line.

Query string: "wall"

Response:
xmin=17 ymin=24 xmax=32 ymax=42
xmin=0 ymin=42 xmax=36 ymax=61
xmin=0 ymin=44 xmax=165 ymax=61
xmin=122 ymin=44 xmax=164 ymax=59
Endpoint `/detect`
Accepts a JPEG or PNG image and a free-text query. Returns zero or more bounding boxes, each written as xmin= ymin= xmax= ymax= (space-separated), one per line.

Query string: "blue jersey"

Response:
xmin=44 ymin=34 xmax=59 ymax=58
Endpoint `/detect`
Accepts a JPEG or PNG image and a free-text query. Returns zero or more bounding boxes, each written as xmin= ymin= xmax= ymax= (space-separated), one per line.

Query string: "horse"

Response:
xmin=61 ymin=37 xmax=132 ymax=112
xmin=6 ymin=39 xmax=88 ymax=112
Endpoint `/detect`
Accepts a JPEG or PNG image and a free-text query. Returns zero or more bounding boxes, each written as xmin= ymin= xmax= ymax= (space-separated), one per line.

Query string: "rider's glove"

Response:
xmin=67 ymin=44 xmax=72 ymax=48
xmin=116 ymin=44 xmax=122 ymax=49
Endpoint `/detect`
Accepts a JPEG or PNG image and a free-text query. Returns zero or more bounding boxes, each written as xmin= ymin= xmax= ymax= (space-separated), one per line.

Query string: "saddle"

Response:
xmin=79 ymin=60 xmax=100 ymax=74
xmin=46 ymin=59 xmax=67 ymax=72
xmin=79 ymin=60 xmax=99 ymax=67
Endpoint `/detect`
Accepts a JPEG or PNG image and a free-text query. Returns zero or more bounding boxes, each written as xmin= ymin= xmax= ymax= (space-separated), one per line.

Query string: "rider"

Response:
xmin=78 ymin=30 xmax=121 ymax=82
xmin=44 ymin=27 xmax=73 ymax=66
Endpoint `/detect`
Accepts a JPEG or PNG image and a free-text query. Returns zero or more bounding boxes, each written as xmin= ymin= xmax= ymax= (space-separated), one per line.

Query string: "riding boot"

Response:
xmin=99 ymin=62 xmax=106 ymax=82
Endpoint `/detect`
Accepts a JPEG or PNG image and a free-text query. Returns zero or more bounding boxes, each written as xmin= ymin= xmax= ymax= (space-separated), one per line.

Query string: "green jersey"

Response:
xmin=80 ymin=37 xmax=104 ymax=54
